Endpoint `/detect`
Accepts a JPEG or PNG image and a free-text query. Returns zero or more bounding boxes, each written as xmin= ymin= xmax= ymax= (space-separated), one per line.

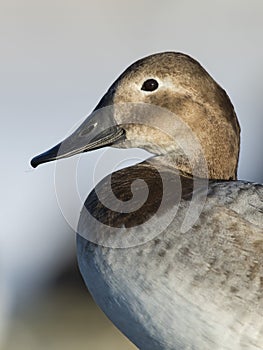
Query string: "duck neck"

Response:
xmin=150 ymin=152 xmax=208 ymax=179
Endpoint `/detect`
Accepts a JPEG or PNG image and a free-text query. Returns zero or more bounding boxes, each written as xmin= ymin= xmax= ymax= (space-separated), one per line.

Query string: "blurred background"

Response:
xmin=1 ymin=1 xmax=263 ymax=349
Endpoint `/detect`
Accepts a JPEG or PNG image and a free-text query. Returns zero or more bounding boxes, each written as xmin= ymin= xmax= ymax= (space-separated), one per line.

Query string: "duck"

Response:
xmin=31 ymin=52 xmax=263 ymax=350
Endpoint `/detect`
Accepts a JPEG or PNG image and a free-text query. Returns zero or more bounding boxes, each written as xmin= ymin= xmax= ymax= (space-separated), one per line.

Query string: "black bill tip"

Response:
xmin=30 ymin=143 xmax=61 ymax=168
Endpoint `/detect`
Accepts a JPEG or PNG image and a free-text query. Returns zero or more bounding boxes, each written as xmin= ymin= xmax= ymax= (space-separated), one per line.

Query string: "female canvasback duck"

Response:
xmin=31 ymin=52 xmax=263 ymax=350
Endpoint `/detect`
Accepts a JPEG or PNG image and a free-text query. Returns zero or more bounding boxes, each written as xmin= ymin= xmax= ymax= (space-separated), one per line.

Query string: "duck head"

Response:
xmin=31 ymin=52 xmax=240 ymax=180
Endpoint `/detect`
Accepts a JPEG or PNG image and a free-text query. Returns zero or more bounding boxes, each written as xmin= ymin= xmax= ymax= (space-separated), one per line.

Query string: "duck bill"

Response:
xmin=31 ymin=108 xmax=125 ymax=168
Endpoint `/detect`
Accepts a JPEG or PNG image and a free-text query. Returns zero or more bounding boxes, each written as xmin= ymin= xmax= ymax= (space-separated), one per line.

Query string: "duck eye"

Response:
xmin=141 ymin=79 xmax=159 ymax=92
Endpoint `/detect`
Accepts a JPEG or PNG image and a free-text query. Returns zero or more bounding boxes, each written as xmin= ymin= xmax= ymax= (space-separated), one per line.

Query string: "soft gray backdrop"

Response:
xmin=1 ymin=1 xmax=263 ymax=348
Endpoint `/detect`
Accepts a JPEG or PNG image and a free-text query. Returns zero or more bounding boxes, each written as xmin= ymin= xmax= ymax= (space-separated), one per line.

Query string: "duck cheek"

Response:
xmin=115 ymin=124 xmax=171 ymax=154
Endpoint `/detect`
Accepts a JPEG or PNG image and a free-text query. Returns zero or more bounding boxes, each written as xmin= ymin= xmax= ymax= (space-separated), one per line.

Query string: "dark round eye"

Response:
xmin=141 ymin=79 xmax=159 ymax=92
